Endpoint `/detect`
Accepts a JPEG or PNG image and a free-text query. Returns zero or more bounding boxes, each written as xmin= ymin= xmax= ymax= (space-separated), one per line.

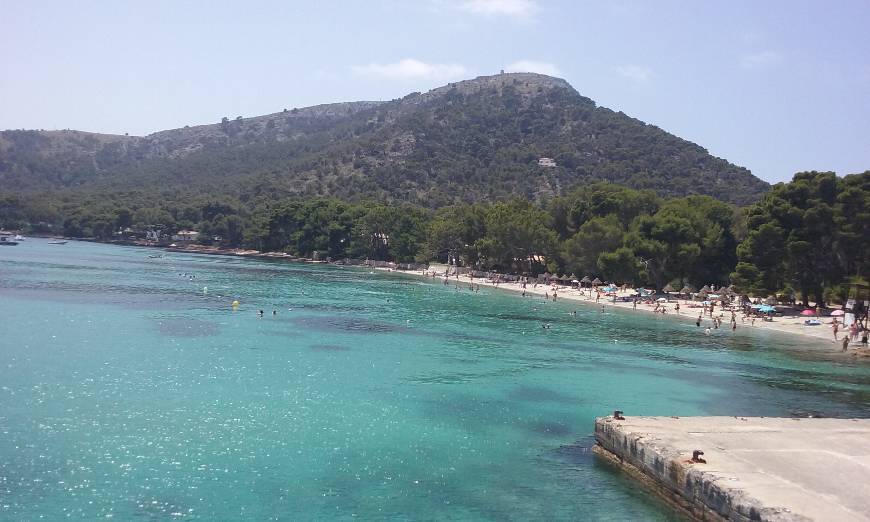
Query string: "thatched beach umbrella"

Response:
xmin=592 ymin=277 xmax=602 ymax=286
xmin=679 ymin=285 xmax=694 ymax=294
xmin=662 ymin=283 xmax=675 ymax=293
xmin=700 ymin=285 xmax=712 ymax=293
xmin=559 ymin=274 xmax=571 ymax=284
xmin=580 ymin=275 xmax=591 ymax=287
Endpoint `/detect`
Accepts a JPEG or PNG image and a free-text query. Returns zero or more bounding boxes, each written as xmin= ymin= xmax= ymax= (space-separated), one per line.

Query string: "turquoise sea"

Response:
xmin=2 ymin=239 xmax=869 ymax=520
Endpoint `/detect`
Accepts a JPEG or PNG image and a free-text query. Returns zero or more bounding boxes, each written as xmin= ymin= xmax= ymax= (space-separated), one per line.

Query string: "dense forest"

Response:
xmin=2 ymin=171 xmax=867 ymax=306
xmin=0 ymin=73 xmax=768 ymax=207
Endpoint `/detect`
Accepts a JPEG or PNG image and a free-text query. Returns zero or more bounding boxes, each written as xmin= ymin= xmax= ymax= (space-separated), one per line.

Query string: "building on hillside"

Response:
xmin=172 ymin=230 xmax=200 ymax=242
xmin=538 ymin=157 xmax=557 ymax=168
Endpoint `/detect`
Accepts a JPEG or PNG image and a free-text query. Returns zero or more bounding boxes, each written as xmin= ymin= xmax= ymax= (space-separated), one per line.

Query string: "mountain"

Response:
xmin=0 ymin=73 xmax=768 ymax=206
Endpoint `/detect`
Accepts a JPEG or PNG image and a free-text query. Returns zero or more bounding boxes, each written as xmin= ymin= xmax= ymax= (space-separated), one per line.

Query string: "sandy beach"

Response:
xmin=134 ymin=240 xmax=868 ymax=358
xmin=381 ymin=266 xmax=869 ymax=359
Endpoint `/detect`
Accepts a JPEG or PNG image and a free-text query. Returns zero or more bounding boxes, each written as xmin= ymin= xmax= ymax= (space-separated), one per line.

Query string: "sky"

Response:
xmin=1 ymin=0 xmax=868 ymax=183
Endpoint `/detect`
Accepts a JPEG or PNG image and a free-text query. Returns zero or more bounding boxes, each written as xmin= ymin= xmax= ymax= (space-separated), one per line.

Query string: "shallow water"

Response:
xmin=1 ymin=239 xmax=868 ymax=520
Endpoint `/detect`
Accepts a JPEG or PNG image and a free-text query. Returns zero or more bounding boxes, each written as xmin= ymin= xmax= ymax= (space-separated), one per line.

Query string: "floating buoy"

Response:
xmin=231 ymin=300 xmax=240 ymax=310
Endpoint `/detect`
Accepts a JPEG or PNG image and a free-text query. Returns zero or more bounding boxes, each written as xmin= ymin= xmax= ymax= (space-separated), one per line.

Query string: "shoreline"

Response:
xmin=378 ymin=266 xmax=870 ymax=359
xmin=30 ymin=237 xmax=867 ymax=358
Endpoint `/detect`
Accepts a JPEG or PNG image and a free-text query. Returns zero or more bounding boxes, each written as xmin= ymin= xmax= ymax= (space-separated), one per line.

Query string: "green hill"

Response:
xmin=0 ymin=73 xmax=768 ymax=206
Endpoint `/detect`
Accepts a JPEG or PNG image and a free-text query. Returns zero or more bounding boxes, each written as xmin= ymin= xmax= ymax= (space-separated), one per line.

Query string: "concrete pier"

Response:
xmin=594 ymin=416 xmax=870 ymax=521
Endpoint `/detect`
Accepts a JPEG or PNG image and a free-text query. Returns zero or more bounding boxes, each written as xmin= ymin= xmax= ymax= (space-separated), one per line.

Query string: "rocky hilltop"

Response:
xmin=0 ymin=73 xmax=768 ymax=206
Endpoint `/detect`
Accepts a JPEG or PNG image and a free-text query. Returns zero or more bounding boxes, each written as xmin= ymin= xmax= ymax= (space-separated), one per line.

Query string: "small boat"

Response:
xmin=48 ymin=240 xmax=68 ymax=245
xmin=13 ymin=234 xmax=25 ymax=241
xmin=0 ymin=235 xmax=18 ymax=246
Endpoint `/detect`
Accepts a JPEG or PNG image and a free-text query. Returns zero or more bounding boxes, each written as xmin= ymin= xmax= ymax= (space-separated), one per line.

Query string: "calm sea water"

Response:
xmin=2 ymin=239 xmax=869 ymax=520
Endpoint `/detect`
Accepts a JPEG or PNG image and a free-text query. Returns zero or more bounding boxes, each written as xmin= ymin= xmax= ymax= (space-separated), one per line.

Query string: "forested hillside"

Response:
xmin=0 ymin=73 xmax=768 ymax=206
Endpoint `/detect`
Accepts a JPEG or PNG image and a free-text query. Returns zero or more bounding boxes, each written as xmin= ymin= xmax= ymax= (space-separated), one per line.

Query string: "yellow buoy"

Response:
xmin=231 ymin=300 xmax=240 ymax=310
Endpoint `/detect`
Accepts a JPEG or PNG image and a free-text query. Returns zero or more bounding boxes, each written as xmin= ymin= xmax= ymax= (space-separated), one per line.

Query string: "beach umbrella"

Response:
xmin=679 ymin=285 xmax=693 ymax=294
xmin=592 ymin=277 xmax=602 ymax=286
xmin=700 ymin=285 xmax=712 ymax=293
xmin=581 ymin=275 xmax=591 ymax=284
xmin=662 ymin=283 xmax=675 ymax=293
xmin=830 ymin=310 xmax=845 ymax=316
xmin=800 ymin=309 xmax=816 ymax=316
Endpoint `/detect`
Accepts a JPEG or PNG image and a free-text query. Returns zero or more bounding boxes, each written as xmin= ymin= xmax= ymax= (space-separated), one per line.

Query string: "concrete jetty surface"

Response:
xmin=594 ymin=416 xmax=870 ymax=521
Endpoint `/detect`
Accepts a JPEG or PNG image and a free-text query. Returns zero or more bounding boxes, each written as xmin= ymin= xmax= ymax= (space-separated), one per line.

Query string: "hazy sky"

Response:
xmin=2 ymin=0 xmax=868 ymax=183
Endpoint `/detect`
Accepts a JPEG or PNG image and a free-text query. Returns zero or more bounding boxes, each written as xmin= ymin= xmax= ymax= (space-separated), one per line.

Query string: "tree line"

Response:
xmin=1 ymin=171 xmax=867 ymax=306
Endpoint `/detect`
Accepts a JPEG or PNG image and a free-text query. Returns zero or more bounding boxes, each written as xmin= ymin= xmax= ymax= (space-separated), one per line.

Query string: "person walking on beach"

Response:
xmin=696 ymin=315 xmax=702 ymax=327
xmin=833 ymin=318 xmax=839 ymax=340
xmin=633 ymin=300 xmax=637 ymax=310
xmin=842 ymin=336 xmax=849 ymax=351
xmin=675 ymin=302 xmax=680 ymax=314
